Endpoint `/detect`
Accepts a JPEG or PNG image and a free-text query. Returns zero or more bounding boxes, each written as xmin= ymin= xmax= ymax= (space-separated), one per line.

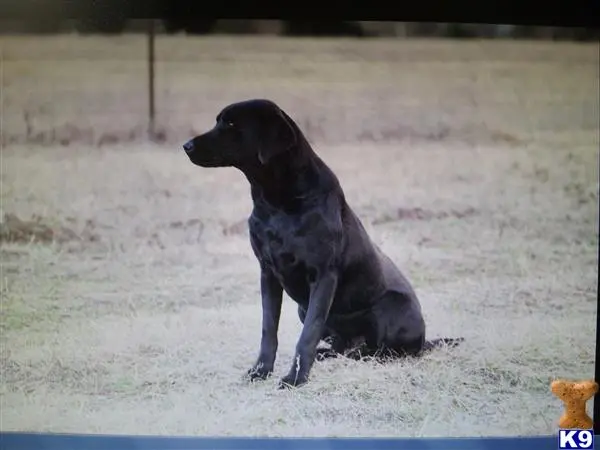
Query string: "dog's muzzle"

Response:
xmin=183 ymin=140 xmax=194 ymax=154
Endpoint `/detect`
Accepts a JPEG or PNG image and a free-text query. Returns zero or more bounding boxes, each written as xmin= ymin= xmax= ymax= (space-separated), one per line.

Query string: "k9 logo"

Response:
xmin=558 ymin=429 xmax=595 ymax=449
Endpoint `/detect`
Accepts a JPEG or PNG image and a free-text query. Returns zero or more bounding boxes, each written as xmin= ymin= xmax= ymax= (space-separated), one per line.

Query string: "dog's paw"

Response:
xmin=344 ymin=348 xmax=364 ymax=361
xmin=278 ymin=373 xmax=308 ymax=389
xmin=315 ymin=348 xmax=338 ymax=361
xmin=246 ymin=364 xmax=272 ymax=382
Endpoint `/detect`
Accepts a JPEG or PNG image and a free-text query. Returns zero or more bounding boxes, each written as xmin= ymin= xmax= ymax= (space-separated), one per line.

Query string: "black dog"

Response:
xmin=182 ymin=99 xmax=463 ymax=388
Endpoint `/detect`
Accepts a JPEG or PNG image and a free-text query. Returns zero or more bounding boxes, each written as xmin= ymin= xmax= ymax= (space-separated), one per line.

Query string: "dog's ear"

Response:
xmin=258 ymin=108 xmax=297 ymax=165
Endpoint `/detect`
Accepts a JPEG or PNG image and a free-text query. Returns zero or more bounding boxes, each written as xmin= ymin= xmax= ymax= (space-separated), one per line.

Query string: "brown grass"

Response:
xmin=0 ymin=35 xmax=598 ymax=437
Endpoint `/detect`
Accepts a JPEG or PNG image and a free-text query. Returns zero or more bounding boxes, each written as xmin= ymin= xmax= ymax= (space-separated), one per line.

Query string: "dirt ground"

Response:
xmin=0 ymin=36 xmax=598 ymax=437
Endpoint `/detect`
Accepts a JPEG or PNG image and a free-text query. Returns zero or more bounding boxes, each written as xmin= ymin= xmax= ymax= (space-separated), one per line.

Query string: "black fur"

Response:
xmin=183 ymin=99 xmax=463 ymax=388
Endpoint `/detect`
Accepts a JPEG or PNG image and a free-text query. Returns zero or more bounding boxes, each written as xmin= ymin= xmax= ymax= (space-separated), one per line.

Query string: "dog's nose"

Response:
xmin=183 ymin=141 xmax=194 ymax=153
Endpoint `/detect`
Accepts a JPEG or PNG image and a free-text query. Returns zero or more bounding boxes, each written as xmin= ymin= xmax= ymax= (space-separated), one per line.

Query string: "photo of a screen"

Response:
xmin=1 ymin=17 xmax=598 ymax=449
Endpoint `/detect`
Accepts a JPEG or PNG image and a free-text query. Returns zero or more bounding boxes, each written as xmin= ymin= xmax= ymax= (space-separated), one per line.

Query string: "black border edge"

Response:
xmin=594 ymin=241 xmax=600 ymax=434
xmin=0 ymin=0 xmax=598 ymax=28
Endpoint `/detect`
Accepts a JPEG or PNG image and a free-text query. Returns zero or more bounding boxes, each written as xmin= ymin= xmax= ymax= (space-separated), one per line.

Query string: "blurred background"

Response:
xmin=2 ymin=18 xmax=599 ymax=149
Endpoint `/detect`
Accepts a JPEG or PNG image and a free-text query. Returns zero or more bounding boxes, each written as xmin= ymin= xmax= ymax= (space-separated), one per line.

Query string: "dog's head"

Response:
xmin=183 ymin=99 xmax=298 ymax=168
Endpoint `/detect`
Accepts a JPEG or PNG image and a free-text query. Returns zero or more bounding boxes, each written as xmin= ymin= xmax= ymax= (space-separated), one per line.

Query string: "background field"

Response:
xmin=0 ymin=36 xmax=598 ymax=437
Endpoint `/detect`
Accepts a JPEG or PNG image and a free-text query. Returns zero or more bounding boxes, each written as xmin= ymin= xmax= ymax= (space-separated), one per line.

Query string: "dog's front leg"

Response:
xmin=247 ymin=268 xmax=283 ymax=381
xmin=279 ymin=271 xmax=338 ymax=388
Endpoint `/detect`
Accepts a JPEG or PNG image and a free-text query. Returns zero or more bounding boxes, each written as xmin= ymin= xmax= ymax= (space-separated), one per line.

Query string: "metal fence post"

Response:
xmin=147 ymin=19 xmax=156 ymax=139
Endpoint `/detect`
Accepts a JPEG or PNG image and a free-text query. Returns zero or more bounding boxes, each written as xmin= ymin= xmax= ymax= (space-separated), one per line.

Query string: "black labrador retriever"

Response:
xmin=182 ymin=99 xmax=463 ymax=388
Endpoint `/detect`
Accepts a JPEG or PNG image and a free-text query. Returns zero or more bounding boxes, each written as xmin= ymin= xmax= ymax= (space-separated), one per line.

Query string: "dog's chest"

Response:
xmin=249 ymin=210 xmax=329 ymax=286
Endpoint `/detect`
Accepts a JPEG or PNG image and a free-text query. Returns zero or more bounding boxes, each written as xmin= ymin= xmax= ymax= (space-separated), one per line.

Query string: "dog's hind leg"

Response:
xmin=315 ymin=347 xmax=339 ymax=361
xmin=367 ymin=291 xmax=463 ymax=359
xmin=370 ymin=290 xmax=428 ymax=358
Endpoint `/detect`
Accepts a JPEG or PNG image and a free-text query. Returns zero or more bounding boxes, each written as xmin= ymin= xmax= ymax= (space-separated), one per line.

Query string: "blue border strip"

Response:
xmin=0 ymin=433 xmax=578 ymax=450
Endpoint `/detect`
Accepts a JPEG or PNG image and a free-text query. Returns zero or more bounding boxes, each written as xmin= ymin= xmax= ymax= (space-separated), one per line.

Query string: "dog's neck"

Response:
xmin=240 ymin=139 xmax=335 ymax=212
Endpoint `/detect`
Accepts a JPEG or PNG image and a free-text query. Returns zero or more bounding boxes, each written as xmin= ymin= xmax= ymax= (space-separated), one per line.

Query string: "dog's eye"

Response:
xmin=226 ymin=121 xmax=235 ymax=128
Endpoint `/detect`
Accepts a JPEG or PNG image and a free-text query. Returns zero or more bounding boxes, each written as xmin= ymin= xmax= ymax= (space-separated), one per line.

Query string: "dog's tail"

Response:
xmin=422 ymin=337 xmax=464 ymax=353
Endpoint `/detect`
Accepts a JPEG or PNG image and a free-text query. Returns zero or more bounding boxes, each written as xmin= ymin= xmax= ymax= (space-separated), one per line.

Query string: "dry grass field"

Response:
xmin=0 ymin=36 xmax=598 ymax=437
